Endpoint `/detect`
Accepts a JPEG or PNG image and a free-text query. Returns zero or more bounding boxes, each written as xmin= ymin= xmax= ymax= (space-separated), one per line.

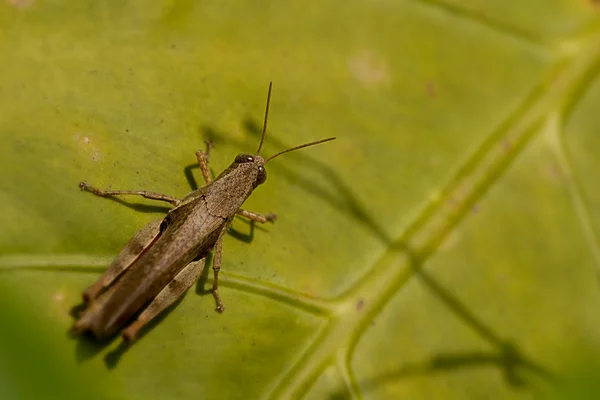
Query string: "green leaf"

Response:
xmin=2 ymin=1 xmax=600 ymax=399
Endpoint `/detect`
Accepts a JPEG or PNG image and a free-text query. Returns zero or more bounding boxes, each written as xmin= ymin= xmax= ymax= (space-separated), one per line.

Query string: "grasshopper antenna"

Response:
xmin=265 ymin=137 xmax=336 ymax=163
xmin=255 ymin=81 xmax=272 ymax=156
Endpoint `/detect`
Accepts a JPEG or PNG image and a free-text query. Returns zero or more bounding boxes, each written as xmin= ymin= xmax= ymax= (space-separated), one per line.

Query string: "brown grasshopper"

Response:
xmin=72 ymin=82 xmax=335 ymax=342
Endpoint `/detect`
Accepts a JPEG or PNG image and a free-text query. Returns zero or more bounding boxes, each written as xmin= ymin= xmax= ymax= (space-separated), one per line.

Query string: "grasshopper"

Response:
xmin=72 ymin=83 xmax=335 ymax=342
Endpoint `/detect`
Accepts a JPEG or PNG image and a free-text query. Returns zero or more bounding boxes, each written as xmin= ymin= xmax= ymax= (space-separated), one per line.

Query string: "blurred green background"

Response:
xmin=2 ymin=1 xmax=600 ymax=399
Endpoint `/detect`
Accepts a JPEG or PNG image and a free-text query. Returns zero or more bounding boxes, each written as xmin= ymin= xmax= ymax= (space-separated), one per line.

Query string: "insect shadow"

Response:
xmin=97 ymin=196 xmax=171 ymax=215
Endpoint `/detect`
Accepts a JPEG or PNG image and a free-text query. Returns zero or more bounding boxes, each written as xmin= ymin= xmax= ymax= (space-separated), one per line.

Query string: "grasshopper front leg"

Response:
xmin=195 ymin=140 xmax=214 ymax=185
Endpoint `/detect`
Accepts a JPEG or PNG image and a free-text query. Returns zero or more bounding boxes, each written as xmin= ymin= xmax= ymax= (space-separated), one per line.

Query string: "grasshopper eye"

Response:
xmin=256 ymin=166 xmax=267 ymax=185
xmin=235 ymin=154 xmax=254 ymax=163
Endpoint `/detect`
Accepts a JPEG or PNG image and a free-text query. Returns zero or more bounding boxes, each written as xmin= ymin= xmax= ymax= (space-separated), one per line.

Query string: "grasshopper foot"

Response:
xmin=212 ymin=289 xmax=225 ymax=313
xmin=265 ymin=213 xmax=277 ymax=223
xmin=204 ymin=139 xmax=214 ymax=153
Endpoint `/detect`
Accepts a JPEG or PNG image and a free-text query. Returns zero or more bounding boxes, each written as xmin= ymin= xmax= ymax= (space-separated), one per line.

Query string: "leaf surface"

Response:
xmin=1 ymin=1 xmax=600 ymax=399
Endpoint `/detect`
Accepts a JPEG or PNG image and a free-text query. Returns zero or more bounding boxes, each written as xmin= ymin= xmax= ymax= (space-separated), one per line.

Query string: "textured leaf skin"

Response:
xmin=2 ymin=1 xmax=600 ymax=399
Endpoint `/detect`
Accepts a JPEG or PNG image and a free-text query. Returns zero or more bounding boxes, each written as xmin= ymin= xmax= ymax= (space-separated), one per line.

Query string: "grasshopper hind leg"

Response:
xmin=73 ymin=219 xmax=163 ymax=337
xmin=83 ymin=219 xmax=163 ymax=303
xmin=121 ymin=258 xmax=206 ymax=342
xmin=79 ymin=182 xmax=181 ymax=206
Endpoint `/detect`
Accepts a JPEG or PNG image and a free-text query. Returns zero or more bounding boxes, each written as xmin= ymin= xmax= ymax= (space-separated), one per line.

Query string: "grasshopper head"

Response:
xmin=233 ymin=153 xmax=267 ymax=187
